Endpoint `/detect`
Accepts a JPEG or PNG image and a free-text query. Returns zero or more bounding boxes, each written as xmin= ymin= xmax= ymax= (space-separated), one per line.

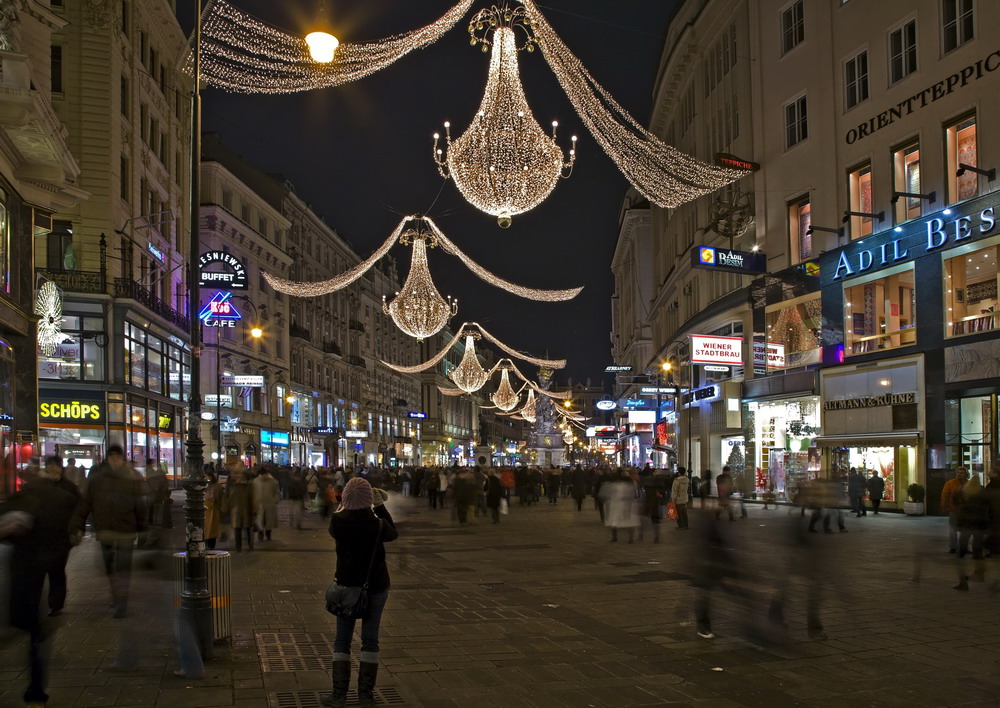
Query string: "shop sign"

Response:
xmin=832 ymin=206 xmax=996 ymax=280
xmin=225 ymin=443 xmax=239 ymax=456
xmin=261 ymin=430 xmax=290 ymax=446
xmin=628 ymin=411 xmax=655 ymax=424
xmin=201 ymin=411 xmax=216 ymax=421
xmin=58 ymin=446 xmax=95 ymax=458
xmin=624 ymin=398 xmax=648 ymax=408
xmin=220 ymin=416 xmax=240 ymax=433
xmin=823 ymin=392 xmax=916 ymax=411
xmin=205 ymin=394 xmax=233 ymax=407
xmin=845 ymin=47 xmax=1000 ymax=145
xmin=715 ymin=153 xmax=759 ymax=171
xmin=198 ymin=250 xmax=247 ymax=289
xmin=752 ymin=341 xmax=785 ymax=370
xmin=345 ymin=430 xmax=368 ymax=438
xmin=407 ymin=411 xmax=427 ymax=418
xmin=639 ymin=387 xmax=677 ymax=395
xmin=245 ymin=443 xmax=257 ymax=455
xmin=690 ymin=334 xmax=743 ymax=365
xmin=147 ymin=243 xmax=165 ymax=263
xmin=705 ymin=365 xmax=730 ymax=373
xmin=199 ymin=291 xmax=242 ymax=328
xmin=39 ymin=395 xmax=105 ymax=424
xmin=312 ymin=427 xmax=339 ymax=435
xmin=604 ymin=365 xmax=632 ymax=372
xmin=220 ymin=374 xmax=264 ymax=387
xmin=682 ymin=385 xmax=720 ymax=406
xmin=595 ymin=399 xmax=617 ymax=410
xmin=692 ymin=247 xmax=766 ymax=275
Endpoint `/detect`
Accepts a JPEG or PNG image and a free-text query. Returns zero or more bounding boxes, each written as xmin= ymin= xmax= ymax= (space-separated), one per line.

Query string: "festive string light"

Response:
xmin=450 ymin=333 xmax=489 ymax=393
xmin=195 ymin=0 xmax=475 ymax=93
xmin=264 ymin=215 xmax=581 ymax=304
xmin=490 ymin=361 xmax=523 ymax=412
xmin=35 ymin=281 xmax=67 ymax=356
xmin=520 ymin=387 xmax=537 ymax=423
xmin=433 ymin=8 xmax=575 ymax=228
xmin=519 ymin=0 xmax=743 ymax=207
xmin=382 ymin=231 xmax=457 ymax=340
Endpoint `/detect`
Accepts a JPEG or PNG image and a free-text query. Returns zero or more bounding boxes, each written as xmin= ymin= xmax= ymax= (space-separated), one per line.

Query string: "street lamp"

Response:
xmin=305 ymin=0 xmax=340 ymax=63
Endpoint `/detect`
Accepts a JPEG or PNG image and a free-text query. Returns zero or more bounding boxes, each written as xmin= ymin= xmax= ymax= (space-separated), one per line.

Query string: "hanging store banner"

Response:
xmin=198 ymin=250 xmax=248 ymax=289
xmin=692 ymin=246 xmax=767 ymax=275
xmin=752 ymin=341 xmax=785 ymax=370
xmin=690 ymin=334 xmax=744 ymax=365
xmin=220 ymin=375 xmax=264 ymax=387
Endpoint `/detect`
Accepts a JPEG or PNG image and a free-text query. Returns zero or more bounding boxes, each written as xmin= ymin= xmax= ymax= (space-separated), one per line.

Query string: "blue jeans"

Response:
xmin=334 ymin=590 xmax=389 ymax=656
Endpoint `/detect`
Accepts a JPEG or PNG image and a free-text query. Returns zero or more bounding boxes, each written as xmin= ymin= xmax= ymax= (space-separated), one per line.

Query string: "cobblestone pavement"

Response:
xmin=2 ymin=492 xmax=1000 ymax=708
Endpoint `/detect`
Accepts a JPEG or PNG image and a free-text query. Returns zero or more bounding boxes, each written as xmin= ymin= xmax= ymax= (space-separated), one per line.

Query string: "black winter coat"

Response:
xmin=71 ymin=461 xmax=147 ymax=537
xmin=328 ymin=505 xmax=398 ymax=594
xmin=486 ymin=476 xmax=503 ymax=507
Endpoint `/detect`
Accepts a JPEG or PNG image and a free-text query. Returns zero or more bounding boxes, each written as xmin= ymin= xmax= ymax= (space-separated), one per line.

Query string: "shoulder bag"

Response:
xmin=325 ymin=519 xmax=383 ymax=618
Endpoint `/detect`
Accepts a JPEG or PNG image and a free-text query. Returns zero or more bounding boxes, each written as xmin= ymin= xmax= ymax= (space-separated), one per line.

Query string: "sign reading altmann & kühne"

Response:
xmin=822 ymin=392 xmax=916 ymax=411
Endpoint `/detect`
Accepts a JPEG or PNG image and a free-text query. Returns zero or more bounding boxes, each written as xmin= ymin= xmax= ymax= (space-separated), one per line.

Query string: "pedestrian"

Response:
xmin=1 ymin=457 xmax=80 ymax=707
xmin=437 ymin=469 xmax=449 ymax=509
xmin=204 ymin=471 xmax=223 ymax=549
xmin=453 ymin=468 xmax=477 ymax=526
xmin=499 ymin=467 xmax=515 ymax=502
xmin=866 ymin=471 xmax=885 ymax=514
xmin=715 ymin=465 xmax=735 ymax=521
xmin=808 ymin=477 xmax=848 ymax=533
xmin=64 ymin=457 xmax=86 ymax=493
xmin=306 ymin=468 xmax=319 ymax=501
xmin=426 ymin=470 xmax=440 ymax=509
xmin=848 ymin=467 xmax=867 ymax=517
xmin=601 ymin=472 xmax=640 ymax=543
xmin=593 ymin=469 xmax=607 ymax=521
xmin=954 ymin=475 xmax=991 ymax=591
xmin=983 ymin=463 xmax=1000 ymax=558
xmin=146 ymin=458 xmax=171 ymax=527
xmin=515 ymin=466 xmax=529 ymax=505
xmin=545 ymin=467 xmax=560 ymax=505
xmin=28 ymin=456 xmax=81 ymax=616
xmin=227 ymin=468 xmax=257 ymax=552
xmin=323 ymin=478 xmax=398 ymax=708
xmin=571 ymin=464 xmax=589 ymax=511
xmin=485 ymin=469 xmax=504 ymax=523
xmin=473 ymin=466 xmax=488 ymax=517
xmin=671 ymin=468 xmax=690 ymax=530
xmin=400 ymin=467 xmax=411 ymax=497
xmin=70 ymin=445 xmax=147 ymax=618
xmin=253 ymin=466 xmax=280 ymax=540
xmin=698 ymin=470 xmax=712 ymax=509
xmin=941 ymin=466 xmax=969 ymax=553
xmin=287 ymin=469 xmax=307 ymax=530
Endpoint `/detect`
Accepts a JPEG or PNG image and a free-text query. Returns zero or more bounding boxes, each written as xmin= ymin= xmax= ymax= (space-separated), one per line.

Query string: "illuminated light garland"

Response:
xmin=503 ymin=358 xmax=571 ymax=399
xmin=380 ymin=322 xmax=566 ymax=375
xmin=489 ymin=361 xmax=524 ymax=412
xmin=450 ymin=333 xmax=490 ymax=393
xmin=382 ymin=231 xmax=457 ymax=340
xmin=264 ymin=215 xmax=581 ymax=304
xmin=433 ymin=9 xmax=575 ymax=228
xmin=437 ymin=385 xmax=467 ymax=397
xmin=519 ymin=0 xmax=743 ymax=207
xmin=195 ymin=0 xmax=476 ymax=94
xmin=35 ymin=281 xmax=67 ymax=356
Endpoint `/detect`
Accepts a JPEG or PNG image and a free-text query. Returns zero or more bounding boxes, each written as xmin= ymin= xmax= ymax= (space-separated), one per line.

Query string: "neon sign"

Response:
xmin=199 ymin=291 xmax=242 ymax=328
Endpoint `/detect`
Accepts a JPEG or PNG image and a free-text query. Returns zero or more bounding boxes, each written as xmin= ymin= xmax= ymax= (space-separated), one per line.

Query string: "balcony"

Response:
xmin=289 ymin=322 xmax=311 ymax=341
xmin=346 ymin=354 xmax=366 ymax=369
xmin=113 ymin=278 xmax=189 ymax=332
xmin=323 ymin=340 xmax=342 ymax=357
xmin=348 ymin=319 xmax=365 ymax=333
xmin=36 ymin=269 xmax=106 ymax=295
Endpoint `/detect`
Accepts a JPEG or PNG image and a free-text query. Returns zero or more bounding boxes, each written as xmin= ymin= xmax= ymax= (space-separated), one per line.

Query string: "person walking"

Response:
xmin=485 ymin=470 xmax=504 ymax=524
xmin=306 ymin=468 xmax=319 ymax=501
xmin=452 ymin=468 xmax=477 ymax=527
xmin=671 ymin=469 xmax=690 ymax=530
xmin=70 ymin=444 xmax=147 ymax=618
xmin=593 ymin=469 xmax=607 ymax=522
xmin=253 ymin=467 xmax=280 ymax=541
xmin=28 ymin=456 xmax=81 ymax=617
xmin=848 ymin=468 xmax=867 ymax=517
xmin=866 ymin=471 xmax=886 ymax=514
xmin=425 ymin=470 xmax=440 ymax=509
xmin=227 ymin=468 xmax=257 ymax=552
xmin=500 ymin=467 xmax=515 ymax=502
xmin=941 ymin=466 xmax=969 ymax=553
xmin=204 ymin=471 xmax=224 ymax=550
xmin=601 ymin=472 xmax=640 ymax=543
xmin=698 ymin=470 xmax=712 ymax=509
xmin=323 ymin=478 xmax=398 ymax=708
xmin=287 ymin=469 xmax=307 ymax=530
xmin=146 ymin=459 xmax=171 ymax=528
xmin=571 ymin=464 xmax=589 ymax=511
xmin=545 ymin=468 xmax=560 ymax=505
xmin=715 ymin=466 xmax=735 ymax=521
xmin=64 ymin=457 xmax=86 ymax=493
xmin=982 ymin=464 xmax=1000 ymax=558
xmin=954 ymin=474 xmax=991 ymax=590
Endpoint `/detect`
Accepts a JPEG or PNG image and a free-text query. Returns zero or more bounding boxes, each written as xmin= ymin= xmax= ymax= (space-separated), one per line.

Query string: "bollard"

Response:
xmin=173 ymin=550 xmax=231 ymax=642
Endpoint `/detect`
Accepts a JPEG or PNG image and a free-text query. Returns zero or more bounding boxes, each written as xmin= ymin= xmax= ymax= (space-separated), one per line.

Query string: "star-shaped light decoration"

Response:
xmin=35 ymin=281 xmax=68 ymax=356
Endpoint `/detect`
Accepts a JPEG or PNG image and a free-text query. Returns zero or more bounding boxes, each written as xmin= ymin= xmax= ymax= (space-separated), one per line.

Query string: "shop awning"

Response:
xmin=814 ymin=432 xmax=921 ymax=448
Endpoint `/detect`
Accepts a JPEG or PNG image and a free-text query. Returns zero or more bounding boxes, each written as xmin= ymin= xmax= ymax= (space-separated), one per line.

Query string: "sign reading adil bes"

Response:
xmin=692 ymin=246 xmax=767 ymax=275
xmin=690 ymin=335 xmax=743 ymax=366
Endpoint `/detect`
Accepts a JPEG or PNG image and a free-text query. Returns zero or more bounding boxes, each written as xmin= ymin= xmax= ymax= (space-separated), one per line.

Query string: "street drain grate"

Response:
xmin=263 ymin=656 xmax=328 ymax=672
xmin=270 ymin=688 xmax=405 ymax=707
xmin=260 ymin=643 xmax=330 ymax=657
xmin=256 ymin=632 xmax=331 ymax=645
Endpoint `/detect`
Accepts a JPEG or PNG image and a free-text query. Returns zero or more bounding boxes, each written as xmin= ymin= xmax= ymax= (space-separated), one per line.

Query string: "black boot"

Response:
xmin=357 ymin=661 xmax=378 ymax=707
xmin=321 ymin=659 xmax=351 ymax=707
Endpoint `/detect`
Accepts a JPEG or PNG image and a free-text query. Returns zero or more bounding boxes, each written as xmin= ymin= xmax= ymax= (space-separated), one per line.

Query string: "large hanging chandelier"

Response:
xmin=382 ymin=229 xmax=457 ymax=340
xmin=520 ymin=387 xmax=537 ymax=423
xmin=490 ymin=362 xmax=522 ymax=411
xmin=450 ymin=333 xmax=490 ymax=393
xmin=433 ymin=5 xmax=576 ymax=228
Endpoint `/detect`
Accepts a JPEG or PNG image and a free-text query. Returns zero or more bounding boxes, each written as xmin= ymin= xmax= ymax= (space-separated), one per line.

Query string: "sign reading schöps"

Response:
xmin=38 ymin=394 xmax=105 ymax=424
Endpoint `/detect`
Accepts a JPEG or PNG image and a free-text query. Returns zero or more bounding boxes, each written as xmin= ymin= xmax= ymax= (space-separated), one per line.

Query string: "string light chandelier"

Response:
xmin=382 ymin=229 xmax=457 ymax=340
xmin=35 ymin=281 xmax=67 ymax=356
xmin=490 ymin=361 xmax=523 ymax=411
xmin=433 ymin=5 xmax=575 ymax=228
xmin=451 ymin=333 xmax=490 ymax=393
xmin=520 ymin=387 xmax=537 ymax=423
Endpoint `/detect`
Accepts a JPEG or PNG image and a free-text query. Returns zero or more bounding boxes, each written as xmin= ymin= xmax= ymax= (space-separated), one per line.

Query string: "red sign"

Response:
xmin=690 ymin=334 xmax=744 ymax=365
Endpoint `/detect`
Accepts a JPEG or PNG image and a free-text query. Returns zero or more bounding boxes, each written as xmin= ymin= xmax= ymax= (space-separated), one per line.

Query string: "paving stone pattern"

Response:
xmin=2 ymin=492 xmax=999 ymax=707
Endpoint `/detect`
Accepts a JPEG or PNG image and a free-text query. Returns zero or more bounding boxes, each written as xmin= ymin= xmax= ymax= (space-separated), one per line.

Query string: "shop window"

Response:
xmin=744 ymin=398 xmax=821 ymax=502
xmin=39 ymin=314 xmax=106 ymax=382
xmin=942 ymin=0 xmax=974 ymax=54
xmin=946 ymin=115 xmax=978 ymax=204
xmin=765 ymin=295 xmax=822 ymax=369
xmin=843 ymin=49 xmax=868 ymax=110
xmin=944 ymin=243 xmax=999 ymax=336
xmin=843 ymin=266 xmax=916 ymax=354
xmin=788 ymin=196 xmax=812 ymax=262
xmin=848 ymin=162 xmax=873 ymax=239
xmin=892 ymin=142 xmax=922 ymax=223
xmin=888 ymin=18 xmax=917 ymax=84
xmin=780 ymin=1 xmax=804 ymax=55
xmin=945 ymin=396 xmax=992 ymax=476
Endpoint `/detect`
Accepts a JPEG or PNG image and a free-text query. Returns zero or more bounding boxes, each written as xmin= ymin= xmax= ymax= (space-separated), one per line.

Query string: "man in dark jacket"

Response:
xmin=452 ymin=469 xmax=477 ymax=526
xmin=571 ymin=464 xmax=589 ymax=511
xmin=36 ymin=456 xmax=81 ymax=616
xmin=866 ymin=471 xmax=886 ymax=514
xmin=71 ymin=444 xmax=147 ymax=618
xmin=848 ymin=468 xmax=867 ymax=517
xmin=1 ymin=457 xmax=80 ymax=705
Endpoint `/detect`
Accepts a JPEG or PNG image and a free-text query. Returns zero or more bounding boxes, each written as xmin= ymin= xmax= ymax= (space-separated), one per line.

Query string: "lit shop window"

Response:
xmin=848 ymin=162 xmax=873 ymax=239
xmin=893 ymin=142 xmax=922 ymax=223
xmin=945 ymin=243 xmax=999 ymax=337
xmin=844 ymin=265 xmax=916 ymax=354
xmin=766 ymin=295 xmax=822 ymax=368
xmin=38 ymin=315 xmax=106 ymax=381
xmin=788 ymin=196 xmax=812 ymax=262
xmin=946 ymin=115 xmax=978 ymax=204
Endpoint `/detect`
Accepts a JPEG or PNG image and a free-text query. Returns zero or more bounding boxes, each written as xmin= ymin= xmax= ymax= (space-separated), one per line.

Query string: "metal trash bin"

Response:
xmin=173 ymin=550 xmax=231 ymax=642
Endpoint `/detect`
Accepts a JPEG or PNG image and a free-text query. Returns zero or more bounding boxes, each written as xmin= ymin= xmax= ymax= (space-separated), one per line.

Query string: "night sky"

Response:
xmin=198 ymin=0 xmax=678 ymax=385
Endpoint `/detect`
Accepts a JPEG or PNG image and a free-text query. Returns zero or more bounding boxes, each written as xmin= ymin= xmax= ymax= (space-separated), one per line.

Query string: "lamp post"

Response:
xmin=212 ymin=310 xmax=261 ymax=462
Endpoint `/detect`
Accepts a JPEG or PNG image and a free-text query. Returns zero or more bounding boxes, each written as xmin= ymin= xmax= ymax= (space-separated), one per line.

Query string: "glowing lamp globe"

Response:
xmin=306 ymin=30 xmax=339 ymax=63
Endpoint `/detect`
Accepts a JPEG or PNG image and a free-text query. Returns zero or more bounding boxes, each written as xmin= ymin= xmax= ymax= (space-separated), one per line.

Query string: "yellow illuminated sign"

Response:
xmin=39 ymin=399 xmax=105 ymax=423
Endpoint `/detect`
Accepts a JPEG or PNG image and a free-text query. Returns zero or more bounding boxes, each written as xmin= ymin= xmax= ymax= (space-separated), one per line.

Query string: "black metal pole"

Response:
xmin=182 ymin=0 xmax=213 ymax=660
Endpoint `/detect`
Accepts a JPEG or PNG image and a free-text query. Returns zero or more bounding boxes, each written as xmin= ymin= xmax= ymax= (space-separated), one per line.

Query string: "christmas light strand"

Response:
xmin=520 ymin=0 xmax=743 ymax=207
xmin=503 ymin=359 xmax=571 ymax=399
xmin=196 ymin=0 xmax=475 ymax=94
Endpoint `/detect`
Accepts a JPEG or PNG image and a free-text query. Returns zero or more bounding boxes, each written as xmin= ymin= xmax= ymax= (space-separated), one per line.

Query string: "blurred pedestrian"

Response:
xmin=324 ymin=478 xmax=398 ymax=708
xmin=941 ymin=466 xmax=969 ymax=553
xmin=715 ymin=466 xmax=735 ymax=522
xmin=866 ymin=471 xmax=885 ymax=514
xmin=486 ymin=469 xmax=504 ymax=524
xmin=228 ymin=468 xmax=257 ymax=552
xmin=204 ymin=471 xmax=223 ymax=550
xmin=64 ymin=457 xmax=85 ymax=493
xmin=453 ymin=469 xmax=476 ymax=527
xmin=983 ymin=463 xmax=1000 ymax=557
xmin=808 ymin=477 xmax=848 ymax=534
xmin=848 ymin=467 xmax=867 ymax=517
xmin=253 ymin=467 xmax=280 ymax=541
xmin=306 ymin=468 xmax=319 ymax=501
xmin=287 ymin=469 xmax=307 ymax=530
xmin=698 ymin=470 xmax=712 ymax=509
xmin=601 ymin=472 xmax=639 ymax=543
xmin=426 ymin=470 xmax=440 ymax=509
xmin=545 ymin=468 xmax=560 ymax=505
xmin=954 ymin=475 xmax=990 ymax=591
xmin=146 ymin=458 xmax=171 ymax=528
xmin=70 ymin=444 xmax=147 ymax=618
xmin=671 ymin=469 xmax=690 ymax=530
xmin=571 ymin=464 xmax=589 ymax=511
